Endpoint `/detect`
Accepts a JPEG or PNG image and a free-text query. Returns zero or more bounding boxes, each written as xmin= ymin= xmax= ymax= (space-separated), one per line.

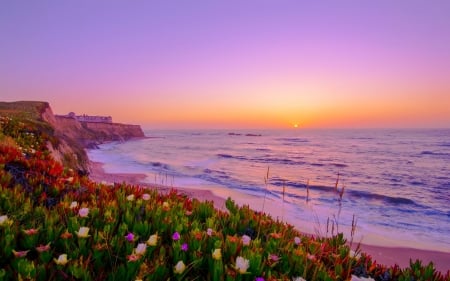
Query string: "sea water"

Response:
xmin=88 ymin=129 xmax=450 ymax=251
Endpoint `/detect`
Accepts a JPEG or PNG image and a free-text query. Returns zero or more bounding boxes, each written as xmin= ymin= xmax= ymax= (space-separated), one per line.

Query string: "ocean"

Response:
xmin=88 ymin=129 xmax=450 ymax=251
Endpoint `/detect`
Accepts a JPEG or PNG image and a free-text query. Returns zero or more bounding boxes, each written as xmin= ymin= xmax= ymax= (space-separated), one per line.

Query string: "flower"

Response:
xmin=23 ymin=228 xmax=39 ymax=235
xmin=54 ymin=254 xmax=69 ymax=265
xmin=125 ymin=232 xmax=135 ymax=242
xmin=242 ymin=235 xmax=251 ymax=246
xmin=69 ymin=201 xmax=78 ymax=209
xmin=181 ymin=243 xmax=188 ymax=252
xmin=142 ymin=193 xmax=150 ymax=201
xmin=76 ymin=227 xmax=90 ymax=238
xmin=235 ymin=256 xmax=250 ymax=274
xmin=270 ymin=232 xmax=282 ymax=239
xmin=256 ymin=278 xmax=265 ymax=281
xmin=294 ymin=236 xmax=301 ymax=245
xmin=174 ymin=260 xmax=186 ymax=274
xmin=36 ymin=243 xmax=51 ymax=253
xmin=78 ymin=207 xmax=89 ymax=217
xmin=162 ymin=201 xmax=170 ymax=210
xmin=172 ymin=232 xmax=180 ymax=241
xmin=127 ymin=254 xmax=140 ymax=262
xmin=0 ymin=215 xmax=12 ymax=226
xmin=307 ymin=253 xmax=316 ymax=261
xmin=212 ymin=248 xmax=222 ymax=260
xmin=292 ymin=277 xmax=307 ymax=281
xmin=146 ymin=234 xmax=158 ymax=246
xmin=269 ymin=254 xmax=280 ymax=262
xmin=60 ymin=230 xmax=73 ymax=239
xmin=12 ymin=250 xmax=29 ymax=258
xmin=127 ymin=194 xmax=135 ymax=201
xmin=206 ymin=228 xmax=213 ymax=236
xmin=135 ymin=243 xmax=146 ymax=256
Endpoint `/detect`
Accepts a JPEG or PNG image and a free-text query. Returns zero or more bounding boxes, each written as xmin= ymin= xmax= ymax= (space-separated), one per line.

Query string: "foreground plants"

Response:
xmin=1 ymin=115 xmax=449 ymax=280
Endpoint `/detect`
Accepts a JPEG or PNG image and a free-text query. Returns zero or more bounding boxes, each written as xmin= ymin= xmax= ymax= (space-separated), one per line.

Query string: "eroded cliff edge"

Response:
xmin=1 ymin=101 xmax=145 ymax=174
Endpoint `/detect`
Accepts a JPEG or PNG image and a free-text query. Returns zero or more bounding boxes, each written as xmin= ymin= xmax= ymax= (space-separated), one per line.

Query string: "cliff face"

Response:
xmin=1 ymin=101 xmax=145 ymax=174
xmin=45 ymin=109 xmax=144 ymax=173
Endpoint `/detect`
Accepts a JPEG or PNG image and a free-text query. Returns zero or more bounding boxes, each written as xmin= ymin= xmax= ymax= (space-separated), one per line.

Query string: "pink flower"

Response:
xmin=125 ymin=232 xmax=135 ymax=242
xmin=12 ymin=250 xmax=29 ymax=258
xmin=242 ymin=235 xmax=251 ymax=246
xmin=23 ymin=228 xmax=39 ymax=235
xmin=206 ymin=228 xmax=213 ymax=236
xmin=294 ymin=236 xmax=301 ymax=245
xmin=36 ymin=243 xmax=51 ymax=253
xmin=269 ymin=254 xmax=280 ymax=262
xmin=142 ymin=193 xmax=150 ymax=201
xmin=78 ymin=207 xmax=89 ymax=217
xmin=127 ymin=254 xmax=140 ymax=262
xmin=172 ymin=232 xmax=180 ymax=241
xmin=307 ymin=253 xmax=316 ymax=261
xmin=181 ymin=243 xmax=188 ymax=252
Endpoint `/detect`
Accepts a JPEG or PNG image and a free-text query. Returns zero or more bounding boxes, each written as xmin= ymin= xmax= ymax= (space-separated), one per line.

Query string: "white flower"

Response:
xmin=162 ymin=201 xmax=169 ymax=209
xmin=242 ymin=235 xmax=251 ymax=246
xmin=212 ymin=248 xmax=222 ymax=260
xmin=174 ymin=260 xmax=186 ymax=274
xmin=292 ymin=277 xmax=307 ymax=281
xmin=76 ymin=227 xmax=90 ymax=238
xmin=142 ymin=193 xmax=150 ymax=201
xmin=0 ymin=215 xmax=11 ymax=226
xmin=350 ymin=250 xmax=361 ymax=260
xmin=127 ymin=194 xmax=135 ymax=201
xmin=135 ymin=243 xmax=146 ymax=256
xmin=69 ymin=201 xmax=78 ymax=209
xmin=294 ymin=236 xmax=301 ymax=245
xmin=350 ymin=275 xmax=376 ymax=281
xmin=54 ymin=254 xmax=69 ymax=265
xmin=146 ymin=234 xmax=158 ymax=246
xmin=235 ymin=256 xmax=250 ymax=274
xmin=206 ymin=228 xmax=213 ymax=236
xmin=78 ymin=207 xmax=89 ymax=217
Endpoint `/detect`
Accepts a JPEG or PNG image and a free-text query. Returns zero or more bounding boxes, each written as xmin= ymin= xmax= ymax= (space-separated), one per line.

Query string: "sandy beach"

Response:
xmin=89 ymin=161 xmax=450 ymax=273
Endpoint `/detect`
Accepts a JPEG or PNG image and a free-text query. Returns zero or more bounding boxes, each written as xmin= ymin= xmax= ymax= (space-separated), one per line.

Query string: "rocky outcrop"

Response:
xmin=1 ymin=101 xmax=145 ymax=174
xmin=45 ymin=109 xmax=144 ymax=173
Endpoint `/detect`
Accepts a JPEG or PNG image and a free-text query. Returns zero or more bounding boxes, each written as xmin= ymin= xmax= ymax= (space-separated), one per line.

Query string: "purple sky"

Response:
xmin=1 ymin=1 xmax=449 ymax=128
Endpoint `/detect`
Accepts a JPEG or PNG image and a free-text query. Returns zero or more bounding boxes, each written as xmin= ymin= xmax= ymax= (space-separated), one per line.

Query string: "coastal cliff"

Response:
xmin=0 ymin=101 xmax=145 ymax=173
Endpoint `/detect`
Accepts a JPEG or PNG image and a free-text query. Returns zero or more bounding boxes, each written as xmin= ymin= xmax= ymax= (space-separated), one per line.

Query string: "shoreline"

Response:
xmin=88 ymin=161 xmax=450 ymax=273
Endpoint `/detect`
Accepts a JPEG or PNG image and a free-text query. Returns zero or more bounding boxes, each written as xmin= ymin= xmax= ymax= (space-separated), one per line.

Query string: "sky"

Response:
xmin=1 ymin=1 xmax=449 ymax=129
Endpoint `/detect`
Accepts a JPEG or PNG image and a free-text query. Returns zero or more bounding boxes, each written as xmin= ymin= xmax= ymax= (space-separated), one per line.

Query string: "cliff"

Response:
xmin=0 ymin=101 xmax=145 ymax=174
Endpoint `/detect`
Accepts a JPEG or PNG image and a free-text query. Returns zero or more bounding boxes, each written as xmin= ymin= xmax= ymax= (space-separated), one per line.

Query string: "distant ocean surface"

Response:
xmin=88 ymin=129 xmax=450 ymax=251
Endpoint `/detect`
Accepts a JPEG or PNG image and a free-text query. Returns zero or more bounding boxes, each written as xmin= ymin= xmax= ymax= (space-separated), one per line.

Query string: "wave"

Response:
xmin=269 ymin=178 xmax=421 ymax=207
xmin=216 ymin=154 xmax=306 ymax=166
xmin=420 ymin=151 xmax=450 ymax=157
xmin=276 ymin=137 xmax=309 ymax=143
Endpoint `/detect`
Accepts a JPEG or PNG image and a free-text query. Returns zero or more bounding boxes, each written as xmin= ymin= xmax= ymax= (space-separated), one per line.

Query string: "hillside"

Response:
xmin=0 ymin=101 xmax=144 ymax=174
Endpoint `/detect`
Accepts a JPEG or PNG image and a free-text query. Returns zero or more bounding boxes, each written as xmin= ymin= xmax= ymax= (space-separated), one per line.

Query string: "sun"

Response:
xmin=293 ymin=123 xmax=299 ymax=128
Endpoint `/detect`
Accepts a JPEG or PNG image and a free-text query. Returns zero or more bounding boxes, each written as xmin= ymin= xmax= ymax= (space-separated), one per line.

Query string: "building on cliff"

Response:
xmin=60 ymin=112 xmax=113 ymax=123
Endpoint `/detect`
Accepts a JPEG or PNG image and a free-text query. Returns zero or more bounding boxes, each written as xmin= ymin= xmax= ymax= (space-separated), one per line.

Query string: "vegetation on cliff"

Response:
xmin=0 ymin=105 xmax=449 ymax=280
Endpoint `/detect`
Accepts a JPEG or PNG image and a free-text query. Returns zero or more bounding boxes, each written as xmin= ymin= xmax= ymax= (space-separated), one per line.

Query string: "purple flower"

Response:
xmin=181 ymin=243 xmax=188 ymax=252
xmin=256 ymin=278 xmax=265 ymax=281
xmin=125 ymin=232 xmax=135 ymax=242
xmin=172 ymin=232 xmax=180 ymax=241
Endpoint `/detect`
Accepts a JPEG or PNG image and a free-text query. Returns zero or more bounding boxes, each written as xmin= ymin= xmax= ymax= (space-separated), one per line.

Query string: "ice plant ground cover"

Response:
xmin=0 ymin=115 xmax=449 ymax=280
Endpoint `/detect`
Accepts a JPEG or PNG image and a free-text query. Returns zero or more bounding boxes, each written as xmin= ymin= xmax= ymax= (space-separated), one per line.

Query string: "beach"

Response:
xmin=89 ymin=161 xmax=450 ymax=273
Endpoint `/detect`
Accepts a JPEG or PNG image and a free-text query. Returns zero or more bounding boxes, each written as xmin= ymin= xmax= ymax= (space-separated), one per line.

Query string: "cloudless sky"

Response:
xmin=1 ymin=1 xmax=449 ymax=128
